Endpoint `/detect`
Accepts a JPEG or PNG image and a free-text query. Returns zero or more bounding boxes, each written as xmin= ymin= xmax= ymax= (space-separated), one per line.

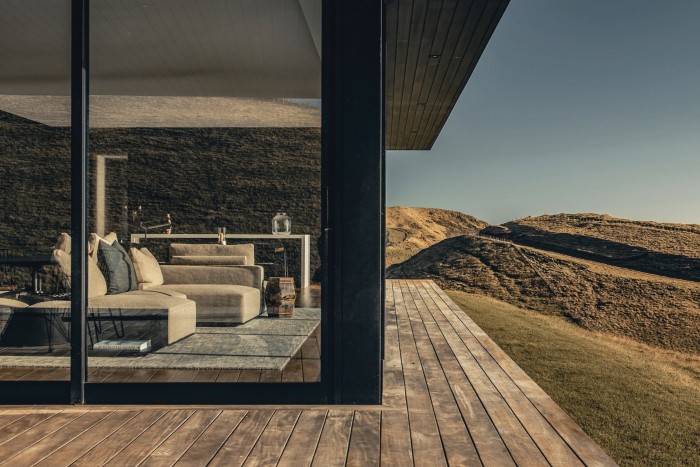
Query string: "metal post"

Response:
xmin=70 ymin=0 xmax=89 ymax=404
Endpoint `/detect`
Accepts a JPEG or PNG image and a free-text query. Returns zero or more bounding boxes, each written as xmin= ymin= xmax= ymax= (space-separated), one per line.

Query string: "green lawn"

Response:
xmin=446 ymin=290 xmax=700 ymax=467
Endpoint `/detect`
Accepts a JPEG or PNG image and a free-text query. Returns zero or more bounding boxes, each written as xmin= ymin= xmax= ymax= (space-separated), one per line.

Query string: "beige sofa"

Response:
xmin=28 ymin=292 xmax=196 ymax=348
xmin=148 ymin=263 xmax=263 ymax=324
xmin=19 ymin=240 xmax=264 ymax=349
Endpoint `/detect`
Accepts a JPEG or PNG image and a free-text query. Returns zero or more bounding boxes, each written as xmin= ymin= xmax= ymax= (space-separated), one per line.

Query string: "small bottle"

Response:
xmin=217 ymin=227 xmax=227 ymax=245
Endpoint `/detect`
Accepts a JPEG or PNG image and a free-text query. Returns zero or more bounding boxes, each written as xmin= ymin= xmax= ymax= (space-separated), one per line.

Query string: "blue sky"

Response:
xmin=387 ymin=0 xmax=700 ymax=225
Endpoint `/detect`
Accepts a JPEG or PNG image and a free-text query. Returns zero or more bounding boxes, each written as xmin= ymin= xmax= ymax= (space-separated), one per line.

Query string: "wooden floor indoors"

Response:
xmin=0 ymin=280 xmax=615 ymax=466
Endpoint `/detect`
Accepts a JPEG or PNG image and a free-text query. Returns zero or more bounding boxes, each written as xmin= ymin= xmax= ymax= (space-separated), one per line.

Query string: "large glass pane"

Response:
xmin=87 ymin=0 xmax=322 ymax=383
xmin=0 ymin=1 xmax=71 ymax=381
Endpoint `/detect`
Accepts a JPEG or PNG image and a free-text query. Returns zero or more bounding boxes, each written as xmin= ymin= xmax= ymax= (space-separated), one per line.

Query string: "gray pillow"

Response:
xmin=97 ymin=240 xmax=138 ymax=294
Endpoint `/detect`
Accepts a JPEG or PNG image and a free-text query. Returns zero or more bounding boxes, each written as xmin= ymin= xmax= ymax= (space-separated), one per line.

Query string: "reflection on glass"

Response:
xmin=86 ymin=0 xmax=322 ymax=383
xmin=0 ymin=1 xmax=71 ymax=381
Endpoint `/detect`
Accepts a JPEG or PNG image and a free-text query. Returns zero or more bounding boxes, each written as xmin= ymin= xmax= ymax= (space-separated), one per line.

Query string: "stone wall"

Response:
xmin=0 ymin=111 xmax=321 ymax=288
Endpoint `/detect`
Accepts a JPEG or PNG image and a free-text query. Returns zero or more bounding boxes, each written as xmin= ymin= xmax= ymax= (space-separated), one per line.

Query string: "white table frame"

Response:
xmin=130 ymin=233 xmax=312 ymax=288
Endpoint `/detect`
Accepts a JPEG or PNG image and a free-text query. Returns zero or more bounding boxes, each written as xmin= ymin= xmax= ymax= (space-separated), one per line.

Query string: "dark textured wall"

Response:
xmin=0 ymin=111 xmax=321 ymax=287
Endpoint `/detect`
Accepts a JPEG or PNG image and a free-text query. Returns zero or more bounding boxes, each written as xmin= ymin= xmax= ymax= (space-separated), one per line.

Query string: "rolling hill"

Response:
xmin=387 ymin=210 xmax=700 ymax=354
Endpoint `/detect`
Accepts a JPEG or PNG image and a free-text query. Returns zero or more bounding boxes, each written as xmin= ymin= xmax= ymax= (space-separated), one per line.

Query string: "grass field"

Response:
xmin=446 ymin=290 xmax=700 ymax=467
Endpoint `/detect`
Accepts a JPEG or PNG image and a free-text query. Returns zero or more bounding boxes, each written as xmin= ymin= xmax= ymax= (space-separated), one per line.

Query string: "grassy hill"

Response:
xmin=386 ymin=206 xmax=487 ymax=266
xmin=499 ymin=213 xmax=700 ymax=281
xmin=388 ymin=234 xmax=700 ymax=354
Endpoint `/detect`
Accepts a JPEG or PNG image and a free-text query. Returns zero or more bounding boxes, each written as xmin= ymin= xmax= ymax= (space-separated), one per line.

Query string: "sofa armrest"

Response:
xmin=160 ymin=265 xmax=264 ymax=290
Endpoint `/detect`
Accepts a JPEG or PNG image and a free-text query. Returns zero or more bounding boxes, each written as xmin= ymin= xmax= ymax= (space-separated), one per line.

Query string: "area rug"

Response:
xmin=0 ymin=308 xmax=320 ymax=370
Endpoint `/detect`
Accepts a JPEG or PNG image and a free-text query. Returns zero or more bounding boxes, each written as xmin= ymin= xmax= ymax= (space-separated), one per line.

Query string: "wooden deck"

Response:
xmin=0 ymin=280 xmax=615 ymax=466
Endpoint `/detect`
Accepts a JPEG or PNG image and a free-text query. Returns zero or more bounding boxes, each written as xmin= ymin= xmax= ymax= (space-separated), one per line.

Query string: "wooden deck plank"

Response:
xmin=207 ymin=410 xmax=274 ymax=466
xmin=237 ymin=369 xmax=261 ymax=383
xmin=33 ymin=411 xmax=141 ymax=466
xmin=242 ymin=410 xmax=301 ymax=466
xmin=346 ymin=411 xmax=381 ymax=467
xmin=399 ymin=280 xmax=481 ymax=466
xmin=0 ymin=411 xmax=84 ymax=461
xmin=0 ymin=411 xmax=111 ymax=466
xmin=71 ymin=410 xmax=167 ymax=465
xmin=277 ymin=410 xmax=327 ymax=467
xmin=411 ymin=281 xmax=516 ymax=466
xmin=415 ymin=281 xmax=585 ymax=466
xmin=193 ymin=369 xmax=221 ymax=383
xmin=215 ymin=369 xmax=242 ymax=382
xmin=311 ymin=410 xmax=354 ymax=467
xmin=259 ymin=369 xmax=282 ymax=382
xmin=102 ymin=410 xmax=194 ymax=466
xmin=411 ymin=280 xmax=549 ymax=466
xmin=0 ymin=412 xmax=59 ymax=446
xmin=380 ymin=284 xmax=414 ymax=467
xmin=173 ymin=410 xmax=248 ymax=466
xmin=140 ymin=410 xmax=221 ymax=466
xmin=281 ymin=355 xmax=304 ymax=382
xmin=392 ymin=282 xmax=449 ymax=466
xmin=302 ymin=357 xmax=320 ymax=382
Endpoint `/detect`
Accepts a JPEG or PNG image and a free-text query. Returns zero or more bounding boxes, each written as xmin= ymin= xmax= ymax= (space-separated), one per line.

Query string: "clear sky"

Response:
xmin=387 ymin=0 xmax=700 ymax=225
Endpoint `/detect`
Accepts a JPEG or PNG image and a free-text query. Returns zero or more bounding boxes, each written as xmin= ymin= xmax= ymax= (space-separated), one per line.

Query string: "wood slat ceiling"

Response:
xmin=386 ymin=0 xmax=510 ymax=150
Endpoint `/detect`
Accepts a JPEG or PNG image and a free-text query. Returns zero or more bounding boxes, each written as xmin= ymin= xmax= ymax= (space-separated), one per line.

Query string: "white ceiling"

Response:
xmin=0 ymin=0 xmax=321 ymax=126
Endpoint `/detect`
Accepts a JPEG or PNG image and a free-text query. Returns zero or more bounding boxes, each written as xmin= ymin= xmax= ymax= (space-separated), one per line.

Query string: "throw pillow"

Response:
xmin=54 ymin=233 xmax=71 ymax=254
xmin=52 ymin=249 xmax=108 ymax=298
xmin=97 ymin=240 xmax=138 ymax=294
xmin=129 ymin=247 xmax=164 ymax=290
xmin=88 ymin=232 xmax=118 ymax=261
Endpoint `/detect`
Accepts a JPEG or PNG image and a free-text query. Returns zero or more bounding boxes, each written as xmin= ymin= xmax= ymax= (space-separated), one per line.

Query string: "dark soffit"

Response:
xmin=386 ymin=0 xmax=510 ymax=150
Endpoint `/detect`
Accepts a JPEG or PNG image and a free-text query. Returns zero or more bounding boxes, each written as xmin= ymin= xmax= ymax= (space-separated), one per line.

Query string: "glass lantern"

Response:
xmin=272 ymin=212 xmax=291 ymax=235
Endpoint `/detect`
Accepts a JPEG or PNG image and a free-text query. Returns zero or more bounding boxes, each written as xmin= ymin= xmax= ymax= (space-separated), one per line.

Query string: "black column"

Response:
xmin=322 ymin=0 xmax=384 ymax=404
xmin=70 ymin=0 xmax=89 ymax=405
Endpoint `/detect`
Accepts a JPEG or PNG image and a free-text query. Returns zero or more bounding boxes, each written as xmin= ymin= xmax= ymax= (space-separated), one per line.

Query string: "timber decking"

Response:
xmin=0 ymin=280 xmax=615 ymax=466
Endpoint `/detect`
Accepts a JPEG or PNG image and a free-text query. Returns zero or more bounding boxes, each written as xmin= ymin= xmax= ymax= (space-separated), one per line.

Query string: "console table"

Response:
xmin=130 ymin=233 xmax=312 ymax=288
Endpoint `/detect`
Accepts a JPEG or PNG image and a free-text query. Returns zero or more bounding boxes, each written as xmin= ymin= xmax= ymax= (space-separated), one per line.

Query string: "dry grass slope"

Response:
xmin=389 ymin=234 xmax=700 ymax=354
xmin=385 ymin=206 xmax=487 ymax=266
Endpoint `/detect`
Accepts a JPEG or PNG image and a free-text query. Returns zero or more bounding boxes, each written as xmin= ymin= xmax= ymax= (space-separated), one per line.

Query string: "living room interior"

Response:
xmin=0 ymin=0 xmax=324 ymax=384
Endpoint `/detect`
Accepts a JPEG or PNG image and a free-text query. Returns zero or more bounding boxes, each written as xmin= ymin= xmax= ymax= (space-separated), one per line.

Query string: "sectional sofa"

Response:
xmin=10 ymin=238 xmax=265 ymax=349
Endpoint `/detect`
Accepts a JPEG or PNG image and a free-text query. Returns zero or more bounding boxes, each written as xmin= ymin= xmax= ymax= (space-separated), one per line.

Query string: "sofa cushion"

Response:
xmin=129 ymin=247 xmax=164 ymax=290
xmin=152 ymin=284 xmax=261 ymax=324
xmin=52 ymin=249 xmax=108 ymax=298
xmin=127 ymin=289 xmax=188 ymax=299
xmin=97 ymin=240 xmax=138 ymax=294
xmin=171 ymin=255 xmax=247 ymax=266
xmin=170 ymin=243 xmax=255 ymax=266
xmin=88 ymin=232 xmax=118 ymax=261
xmin=29 ymin=295 xmax=196 ymax=346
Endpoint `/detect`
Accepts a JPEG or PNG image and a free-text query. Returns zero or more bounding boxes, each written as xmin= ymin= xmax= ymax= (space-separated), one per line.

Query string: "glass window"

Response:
xmin=0 ymin=0 xmax=72 ymax=382
xmin=86 ymin=0 xmax=323 ymax=383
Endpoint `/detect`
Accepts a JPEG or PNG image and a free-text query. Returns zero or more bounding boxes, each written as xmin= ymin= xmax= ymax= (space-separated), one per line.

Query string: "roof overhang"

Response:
xmin=0 ymin=0 xmax=509 ymax=144
xmin=386 ymin=0 xmax=510 ymax=150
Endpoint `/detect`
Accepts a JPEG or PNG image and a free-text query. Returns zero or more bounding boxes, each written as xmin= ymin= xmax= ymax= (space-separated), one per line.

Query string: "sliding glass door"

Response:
xmin=84 ymin=0 xmax=324 ymax=399
xmin=0 ymin=0 xmax=72 ymax=390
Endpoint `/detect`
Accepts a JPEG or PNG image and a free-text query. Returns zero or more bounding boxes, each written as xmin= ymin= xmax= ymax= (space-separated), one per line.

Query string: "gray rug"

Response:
xmin=0 ymin=308 xmax=320 ymax=370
